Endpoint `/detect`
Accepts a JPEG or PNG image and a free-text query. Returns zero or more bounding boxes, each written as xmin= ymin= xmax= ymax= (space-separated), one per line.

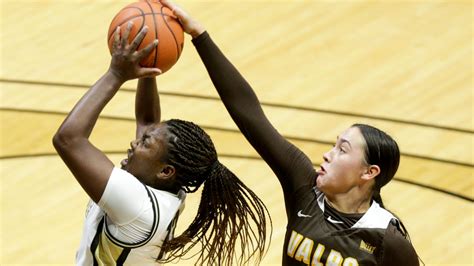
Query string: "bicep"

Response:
xmin=56 ymin=139 xmax=114 ymax=203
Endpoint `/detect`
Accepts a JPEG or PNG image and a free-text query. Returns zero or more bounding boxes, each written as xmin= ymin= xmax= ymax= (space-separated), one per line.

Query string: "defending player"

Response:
xmin=162 ymin=0 xmax=421 ymax=264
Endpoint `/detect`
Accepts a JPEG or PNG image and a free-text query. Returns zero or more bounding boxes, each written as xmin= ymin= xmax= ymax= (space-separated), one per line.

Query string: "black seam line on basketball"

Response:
xmin=107 ymin=7 xmax=146 ymax=41
xmin=108 ymin=12 xmax=176 ymax=39
xmin=1 ymin=152 xmax=472 ymax=203
xmin=1 ymin=106 xmax=473 ymax=168
xmin=107 ymin=8 xmax=174 ymax=41
xmin=144 ymin=1 xmax=159 ymax=68
xmin=160 ymin=5 xmax=181 ymax=59
xmin=1 ymin=78 xmax=471 ymax=134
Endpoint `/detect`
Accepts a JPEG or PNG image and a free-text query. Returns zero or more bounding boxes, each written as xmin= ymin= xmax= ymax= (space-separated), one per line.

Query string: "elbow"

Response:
xmin=52 ymin=130 xmax=80 ymax=152
xmin=52 ymin=131 xmax=68 ymax=152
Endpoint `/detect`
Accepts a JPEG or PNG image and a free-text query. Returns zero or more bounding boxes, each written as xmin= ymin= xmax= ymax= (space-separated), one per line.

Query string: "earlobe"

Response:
xmin=157 ymin=165 xmax=176 ymax=180
xmin=362 ymin=165 xmax=380 ymax=181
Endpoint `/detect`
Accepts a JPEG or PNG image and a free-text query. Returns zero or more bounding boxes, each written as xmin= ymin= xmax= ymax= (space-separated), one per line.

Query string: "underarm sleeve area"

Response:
xmin=98 ymin=167 xmax=154 ymax=244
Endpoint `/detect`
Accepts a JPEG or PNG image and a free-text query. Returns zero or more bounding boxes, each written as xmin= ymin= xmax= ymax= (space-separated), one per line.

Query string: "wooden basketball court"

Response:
xmin=1 ymin=0 xmax=472 ymax=265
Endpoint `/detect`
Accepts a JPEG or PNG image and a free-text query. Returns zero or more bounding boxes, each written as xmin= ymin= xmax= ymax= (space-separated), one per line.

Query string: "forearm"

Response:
xmin=135 ymin=77 xmax=160 ymax=132
xmin=54 ymin=71 xmax=123 ymax=143
xmin=192 ymin=32 xmax=264 ymax=128
xmin=193 ymin=32 xmax=316 ymax=195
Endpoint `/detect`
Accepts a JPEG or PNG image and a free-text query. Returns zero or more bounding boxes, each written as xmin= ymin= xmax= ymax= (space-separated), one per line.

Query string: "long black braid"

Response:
xmin=159 ymin=119 xmax=271 ymax=265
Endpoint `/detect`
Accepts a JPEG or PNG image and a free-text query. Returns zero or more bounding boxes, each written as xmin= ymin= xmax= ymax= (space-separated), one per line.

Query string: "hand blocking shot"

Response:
xmin=52 ymin=3 xmax=270 ymax=265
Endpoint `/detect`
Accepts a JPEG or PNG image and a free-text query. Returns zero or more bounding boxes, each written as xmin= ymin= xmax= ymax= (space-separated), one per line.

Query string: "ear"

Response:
xmin=361 ymin=165 xmax=380 ymax=181
xmin=156 ymin=164 xmax=176 ymax=180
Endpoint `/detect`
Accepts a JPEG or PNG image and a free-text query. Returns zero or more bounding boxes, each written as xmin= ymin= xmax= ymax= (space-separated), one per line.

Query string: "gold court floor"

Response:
xmin=1 ymin=0 xmax=473 ymax=265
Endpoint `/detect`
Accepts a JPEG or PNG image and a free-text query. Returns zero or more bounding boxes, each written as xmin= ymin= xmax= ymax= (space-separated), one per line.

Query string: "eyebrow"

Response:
xmin=336 ymin=136 xmax=352 ymax=148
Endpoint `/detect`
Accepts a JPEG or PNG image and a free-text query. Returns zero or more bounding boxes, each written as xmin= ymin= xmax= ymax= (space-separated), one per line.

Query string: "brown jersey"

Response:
xmin=193 ymin=32 xmax=419 ymax=265
xmin=283 ymin=185 xmax=418 ymax=265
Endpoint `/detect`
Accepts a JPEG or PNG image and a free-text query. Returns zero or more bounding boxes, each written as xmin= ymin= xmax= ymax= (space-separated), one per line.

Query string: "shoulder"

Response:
xmin=353 ymin=201 xmax=395 ymax=229
xmin=380 ymin=219 xmax=420 ymax=266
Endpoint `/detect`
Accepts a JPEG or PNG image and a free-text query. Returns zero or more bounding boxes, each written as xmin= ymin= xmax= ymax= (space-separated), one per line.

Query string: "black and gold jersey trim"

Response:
xmin=103 ymin=184 xmax=160 ymax=248
xmin=91 ymin=219 xmax=105 ymax=266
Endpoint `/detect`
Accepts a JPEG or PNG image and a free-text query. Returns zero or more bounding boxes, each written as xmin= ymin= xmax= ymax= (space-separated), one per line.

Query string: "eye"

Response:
xmin=141 ymin=135 xmax=150 ymax=147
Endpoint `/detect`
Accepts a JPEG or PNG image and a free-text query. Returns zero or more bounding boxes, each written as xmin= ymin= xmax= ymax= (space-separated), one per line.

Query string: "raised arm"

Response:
xmin=52 ymin=23 xmax=160 ymax=202
xmin=135 ymin=77 xmax=160 ymax=138
xmin=162 ymin=0 xmax=315 ymax=199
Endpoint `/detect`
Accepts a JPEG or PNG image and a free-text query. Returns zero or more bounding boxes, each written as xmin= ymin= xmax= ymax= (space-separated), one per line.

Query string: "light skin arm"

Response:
xmin=160 ymin=0 xmax=205 ymax=39
xmin=52 ymin=23 xmax=161 ymax=203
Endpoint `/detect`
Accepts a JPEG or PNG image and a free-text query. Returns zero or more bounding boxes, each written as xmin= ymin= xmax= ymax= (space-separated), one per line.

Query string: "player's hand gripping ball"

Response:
xmin=107 ymin=0 xmax=184 ymax=74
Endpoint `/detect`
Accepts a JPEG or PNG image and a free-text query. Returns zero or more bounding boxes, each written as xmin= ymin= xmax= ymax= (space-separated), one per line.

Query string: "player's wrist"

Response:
xmin=190 ymin=26 xmax=206 ymax=39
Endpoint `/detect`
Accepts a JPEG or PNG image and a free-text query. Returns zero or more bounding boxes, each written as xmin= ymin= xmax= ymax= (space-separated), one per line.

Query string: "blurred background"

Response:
xmin=1 ymin=0 xmax=472 ymax=265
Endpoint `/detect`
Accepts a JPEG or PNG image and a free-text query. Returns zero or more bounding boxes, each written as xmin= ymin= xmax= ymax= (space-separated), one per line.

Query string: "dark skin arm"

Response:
xmin=52 ymin=22 xmax=160 ymax=203
xmin=135 ymin=77 xmax=161 ymax=139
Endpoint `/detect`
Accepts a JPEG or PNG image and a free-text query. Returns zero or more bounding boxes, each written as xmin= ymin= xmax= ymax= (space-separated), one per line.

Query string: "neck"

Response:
xmin=153 ymin=179 xmax=181 ymax=194
xmin=324 ymin=187 xmax=373 ymax=214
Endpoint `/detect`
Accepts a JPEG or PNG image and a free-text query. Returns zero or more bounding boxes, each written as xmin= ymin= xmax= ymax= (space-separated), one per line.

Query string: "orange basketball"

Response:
xmin=107 ymin=0 xmax=184 ymax=73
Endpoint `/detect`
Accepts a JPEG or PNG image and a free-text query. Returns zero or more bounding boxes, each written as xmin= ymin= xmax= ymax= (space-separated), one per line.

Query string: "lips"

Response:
xmin=316 ymin=165 xmax=326 ymax=175
xmin=121 ymin=149 xmax=133 ymax=168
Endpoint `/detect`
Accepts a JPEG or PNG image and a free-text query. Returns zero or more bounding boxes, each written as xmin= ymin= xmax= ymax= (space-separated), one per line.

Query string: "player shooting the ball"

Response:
xmin=53 ymin=20 xmax=270 ymax=265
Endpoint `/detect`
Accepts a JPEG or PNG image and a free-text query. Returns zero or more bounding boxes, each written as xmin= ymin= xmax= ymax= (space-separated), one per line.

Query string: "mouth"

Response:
xmin=316 ymin=165 xmax=326 ymax=176
xmin=120 ymin=158 xmax=128 ymax=168
xmin=120 ymin=149 xmax=133 ymax=168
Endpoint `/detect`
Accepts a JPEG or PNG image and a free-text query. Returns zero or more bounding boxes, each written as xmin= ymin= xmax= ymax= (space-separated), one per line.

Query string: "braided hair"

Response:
xmin=159 ymin=119 xmax=271 ymax=265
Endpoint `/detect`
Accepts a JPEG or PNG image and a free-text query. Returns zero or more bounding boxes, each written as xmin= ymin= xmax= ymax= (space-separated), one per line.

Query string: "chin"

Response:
xmin=316 ymin=174 xmax=325 ymax=188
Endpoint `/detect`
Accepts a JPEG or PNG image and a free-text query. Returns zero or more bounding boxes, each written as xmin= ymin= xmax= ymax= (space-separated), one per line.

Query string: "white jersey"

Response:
xmin=76 ymin=167 xmax=185 ymax=265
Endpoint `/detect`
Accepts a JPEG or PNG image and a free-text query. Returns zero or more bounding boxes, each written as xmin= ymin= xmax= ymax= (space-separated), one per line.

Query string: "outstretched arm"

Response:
xmin=162 ymin=0 xmax=315 ymax=200
xmin=135 ymin=77 xmax=160 ymax=138
xmin=53 ymin=23 xmax=160 ymax=202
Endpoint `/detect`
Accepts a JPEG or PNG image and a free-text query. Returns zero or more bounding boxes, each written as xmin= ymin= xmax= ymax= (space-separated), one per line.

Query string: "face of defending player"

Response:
xmin=121 ymin=123 xmax=175 ymax=187
xmin=316 ymin=126 xmax=378 ymax=196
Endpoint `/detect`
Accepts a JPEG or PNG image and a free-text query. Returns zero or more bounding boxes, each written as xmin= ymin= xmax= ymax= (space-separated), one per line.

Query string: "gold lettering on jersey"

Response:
xmin=359 ymin=240 xmax=376 ymax=254
xmin=287 ymin=230 xmax=360 ymax=265
xmin=311 ymin=243 xmax=325 ymax=266
xmin=327 ymin=250 xmax=343 ymax=266
xmin=295 ymin=238 xmax=314 ymax=264
xmin=287 ymin=231 xmax=304 ymax=257
xmin=343 ymin=257 xmax=359 ymax=266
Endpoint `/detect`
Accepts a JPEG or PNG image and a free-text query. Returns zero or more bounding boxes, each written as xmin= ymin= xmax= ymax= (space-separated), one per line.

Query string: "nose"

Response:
xmin=130 ymin=139 xmax=139 ymax=149
xmin=323 ymin=148 xmax=332 ymax=162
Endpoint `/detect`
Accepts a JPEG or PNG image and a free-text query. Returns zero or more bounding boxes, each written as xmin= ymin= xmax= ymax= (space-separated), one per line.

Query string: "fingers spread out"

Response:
xmin=129 ymin=26 xmax=148 ymax=52
xmin=112 ymin=26 xmax=121 ymax=52
xmin=137 ymin=39 xmax=158 ymax=61
xmin=121 ymin=21 xmax=133 ymax=49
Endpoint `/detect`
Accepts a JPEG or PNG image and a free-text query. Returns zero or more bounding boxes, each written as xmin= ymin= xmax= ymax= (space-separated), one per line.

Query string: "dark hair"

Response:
xmin=351 ymin=124 xmax=400 ymax=208
xmin=159 ymin=119 xmax=271 ymax=265
xmin=353 ymin=124 xmax=422 ymax=264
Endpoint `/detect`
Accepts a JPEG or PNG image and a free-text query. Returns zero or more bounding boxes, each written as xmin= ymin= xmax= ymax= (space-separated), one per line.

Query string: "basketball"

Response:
xmin=107 ymin=0 xmax=184 ymax=73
